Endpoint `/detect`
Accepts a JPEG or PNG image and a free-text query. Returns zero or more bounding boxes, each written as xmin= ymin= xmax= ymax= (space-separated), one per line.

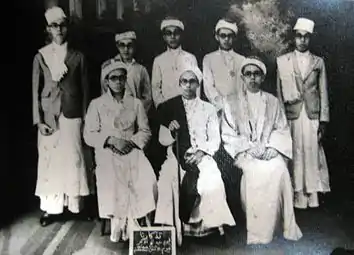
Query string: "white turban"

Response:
xmin=45 ymin=6 xmax=67 ymax=25
xmin=179 ymin=65 xmax=203 ymax=84
xmin=215 ymin=19 xmax=238 ymax=35
xmin=160 ymin=19 xmax=184 ymax=31
xmin=240 ymin=57 xmax=267 ymax=76
xmin=293 ymin=18 xmax=315 ymax=34
xmin=101 ymin=61 xmax=127 ymax=81
xmin=115 ymin=31 xmax=137 ymax=42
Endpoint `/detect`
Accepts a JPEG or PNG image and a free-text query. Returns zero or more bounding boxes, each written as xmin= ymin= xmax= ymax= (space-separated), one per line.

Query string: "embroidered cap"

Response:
xmin=101 ymin=60 xmax=127 ymax=80
xmin=115 ymin=31 xmax=137 ymax=42
xmin=45 ymin=6 xmax=67 ymax=25
xmin=293 ymin=18 xmax=315 ymax=34
xmin=215 ymin=19 xmax=238 ymax=35
xmin=160 ymin=18 xmax=184 ymax=31
xmin=240 ymin=57 xmax=267 ymax=76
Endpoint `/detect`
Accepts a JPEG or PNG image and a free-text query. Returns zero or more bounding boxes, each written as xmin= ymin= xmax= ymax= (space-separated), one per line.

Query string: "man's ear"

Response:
xmin=261 ymin=75 xmax=266 ymax=83
xmin=240 ymin=73 xmax=245 ymax=82
xmin=214 ymin=33 xmax=219 ymax=42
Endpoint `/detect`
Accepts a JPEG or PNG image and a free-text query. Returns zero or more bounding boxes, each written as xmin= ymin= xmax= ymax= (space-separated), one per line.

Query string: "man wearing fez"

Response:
xmin=155 ymin=65 xmax=235 ymax=245
xmin=203 ymin=18 xmax=246 ymax=113
xmin=32 ymin=7 xmax=90 ymax=226
xmin=276 ymin=18 xmax=330 ymax=209
xmin=151 ymin=17 xmax=199 ymax=108
xmin=100 ymin=29 xmax=152 ymax=114
xmin=222 ymin=57 xmax=302 ymax=244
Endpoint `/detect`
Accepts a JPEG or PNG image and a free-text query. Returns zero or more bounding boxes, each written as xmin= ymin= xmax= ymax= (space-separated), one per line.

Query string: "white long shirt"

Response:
xmin=295 ymin=50 xmax=311 ymax=79
xmin=202 ymin=49 xmax=245 ymax=111
xmin=151 ymin=47 xmax=198 ymax=108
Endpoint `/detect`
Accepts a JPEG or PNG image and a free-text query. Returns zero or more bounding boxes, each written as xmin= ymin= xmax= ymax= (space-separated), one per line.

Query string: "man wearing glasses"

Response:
xmin=155 ymin=66 xmax=235 ymax=245
xmin=100 ymin=29 xmax=152 ymax=114
xmin=276 ymin=18 xmax=330 ymax=209
xmin=151 ymin=17 xmax=199 ymax=108
xmin=32 ymin=7 xmax=90 ymax=226
xmin=85 ymin=61 xmax=157 ymax=243
xmin=202 ymin=18 xmax=245 ymax=113
xmin=222 ymin=57 xmax=302 ymax=244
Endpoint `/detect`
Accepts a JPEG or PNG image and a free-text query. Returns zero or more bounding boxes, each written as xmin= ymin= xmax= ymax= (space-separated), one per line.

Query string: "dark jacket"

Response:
xmin=32 ymin=45 xmax=89 ymax=130
xmin=157 ymin=95 xmax=200 ymax=223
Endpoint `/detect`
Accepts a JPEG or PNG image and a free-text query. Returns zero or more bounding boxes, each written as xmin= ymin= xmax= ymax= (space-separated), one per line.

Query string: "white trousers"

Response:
xmin=40 ymin=194 xmax=82 ymax=214
xmin=290 ymin=106 xmax=330 ymax=209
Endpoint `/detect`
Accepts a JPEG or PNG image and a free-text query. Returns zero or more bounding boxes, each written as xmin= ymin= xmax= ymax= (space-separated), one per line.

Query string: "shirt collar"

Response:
xmin=114 ymin=54 xmax=136 ymax=65
xmin=106 ymin=87 xmax=127 ymax=104
xmin=246 ymin=89 xmax=261 ymax=99
xmin=167 ymin=46 xmax=182 ymax=55
xmin=52 ymin=41 xmax=67 ymax=51
xmin=295 ymin=50 xmax=310 ymax=57
xmin=219 ymin=48 xmax=235 ymax=55
xmin=182 ymin=96 xmax=198 ymax=105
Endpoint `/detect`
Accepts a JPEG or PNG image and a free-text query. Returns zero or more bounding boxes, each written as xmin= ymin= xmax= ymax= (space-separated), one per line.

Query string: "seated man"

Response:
xmin=84 ymin=62 xmax=157 ymax=243
xmin=154 ymin=65 xmax=235 ymax=246
xmin=221 ymin=57 xmax=303 ymax=244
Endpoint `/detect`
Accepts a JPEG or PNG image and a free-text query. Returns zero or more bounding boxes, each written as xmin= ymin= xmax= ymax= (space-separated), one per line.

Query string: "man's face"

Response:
xmin=179 ymin=71 xmax=199 ymax=99
xmin=241 ymin=64 xmax=264 ymax=92
xmin=47 ymin=18 xmax=68 ymax=45
xmin=107 ymin=69 xmax=127 ymax=94
xmin=117 ymin=38 xmax=135 ymax=61
xmin=163 ymin=26 xmax=182 ymax=49
xmin=294 ymin=30 xmax=311 ymax=52
xmin=215 ymin=28 xmax=235 ymax=51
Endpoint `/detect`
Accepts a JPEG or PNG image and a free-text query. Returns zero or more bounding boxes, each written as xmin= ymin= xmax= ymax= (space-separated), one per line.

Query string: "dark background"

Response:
xmin=7 ymin=0 xmax=353 ymax=227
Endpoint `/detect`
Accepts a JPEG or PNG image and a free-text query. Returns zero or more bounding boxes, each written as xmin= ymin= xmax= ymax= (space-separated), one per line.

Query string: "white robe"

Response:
xmin=84 ymin=92 xmax=157 ymax=240
xmin=151 ymin=47 xmax=199 ymax=108
xmin=154 ymin=97 xmax=235 ymax=244
xmin=222 ymin=90 xmax=302 ymax=244
xmin=36 ymin=114 xmax=89 ymax=214
xmin=202 ymin=49 xmax=245 ymax=111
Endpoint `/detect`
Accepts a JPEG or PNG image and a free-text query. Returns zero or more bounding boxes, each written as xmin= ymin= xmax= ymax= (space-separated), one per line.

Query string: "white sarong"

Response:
xmin=36 ymin=114 xmax=89 ymax=214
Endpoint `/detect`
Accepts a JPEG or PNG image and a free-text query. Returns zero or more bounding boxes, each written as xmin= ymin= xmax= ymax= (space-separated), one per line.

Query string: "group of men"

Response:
xmin=32 ymin=6 xmax=330 ymax=246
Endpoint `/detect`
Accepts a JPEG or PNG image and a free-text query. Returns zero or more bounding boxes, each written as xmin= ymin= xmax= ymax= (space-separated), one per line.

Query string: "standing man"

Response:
xmin=202 ymin=18 xmax=245 ymax=113
xmin=32 ymin=6 xmax=90 ymax=226
xmin=203 ymin=18 xmax=245 ymax=224
xmin=151 ymin=16 xmax=199 ymax=108
xmin=100 ymin=29 xmax=152 ymax=114
xmin=276 ymin=18 xmax=330 ymax=209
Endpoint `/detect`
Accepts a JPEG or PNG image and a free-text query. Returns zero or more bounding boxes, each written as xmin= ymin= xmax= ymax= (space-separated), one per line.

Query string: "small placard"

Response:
xmin=129 ymin=226 xmax=176 ymax=255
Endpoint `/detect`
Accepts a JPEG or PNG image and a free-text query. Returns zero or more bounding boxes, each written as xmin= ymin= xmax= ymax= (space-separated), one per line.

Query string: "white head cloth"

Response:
xmin=115 ymin=31 xmax=137 ymax=42
xmin=293 ymin=18 xmax=315 ymax=34
xmin=45 ymin=6 xmax=67 ymax=25
xmin=240 ymin=57 xmax=267 ymax=76
xmin=101 ymin=61 xmax=127 ymax=80
xmin=215 ymin=19 xmax=238 ymax=35
xmin=179 ymin=64 xmax=203 ymax=83
xmin=160 ymin=18 xmax=184 ymax=31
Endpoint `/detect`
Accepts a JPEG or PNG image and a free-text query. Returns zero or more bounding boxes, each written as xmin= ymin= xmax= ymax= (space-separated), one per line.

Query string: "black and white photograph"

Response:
xmin=4 ymin=0 xmax=354 ymax=254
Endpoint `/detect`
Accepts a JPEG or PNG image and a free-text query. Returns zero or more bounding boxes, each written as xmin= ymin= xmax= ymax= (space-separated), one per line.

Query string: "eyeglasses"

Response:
xmin=295 ymin=33 xmax=310 ymax=39
xmin=243 ymin=71 xmax=263 ymax=78
xmin=108 ymin=75 xmax=127 ymax=82
xmin=163 ymin=30 xmax=181 ymax=37
xmin=218 ymin=32 xmax=235 ymax=39
xmin=180 ymin=78 xmax=199 ymax=85
xmin=49 ymin=22 xmax=67 ymax=29
xmin=117 ymin=42 xmax=134 ymax=49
